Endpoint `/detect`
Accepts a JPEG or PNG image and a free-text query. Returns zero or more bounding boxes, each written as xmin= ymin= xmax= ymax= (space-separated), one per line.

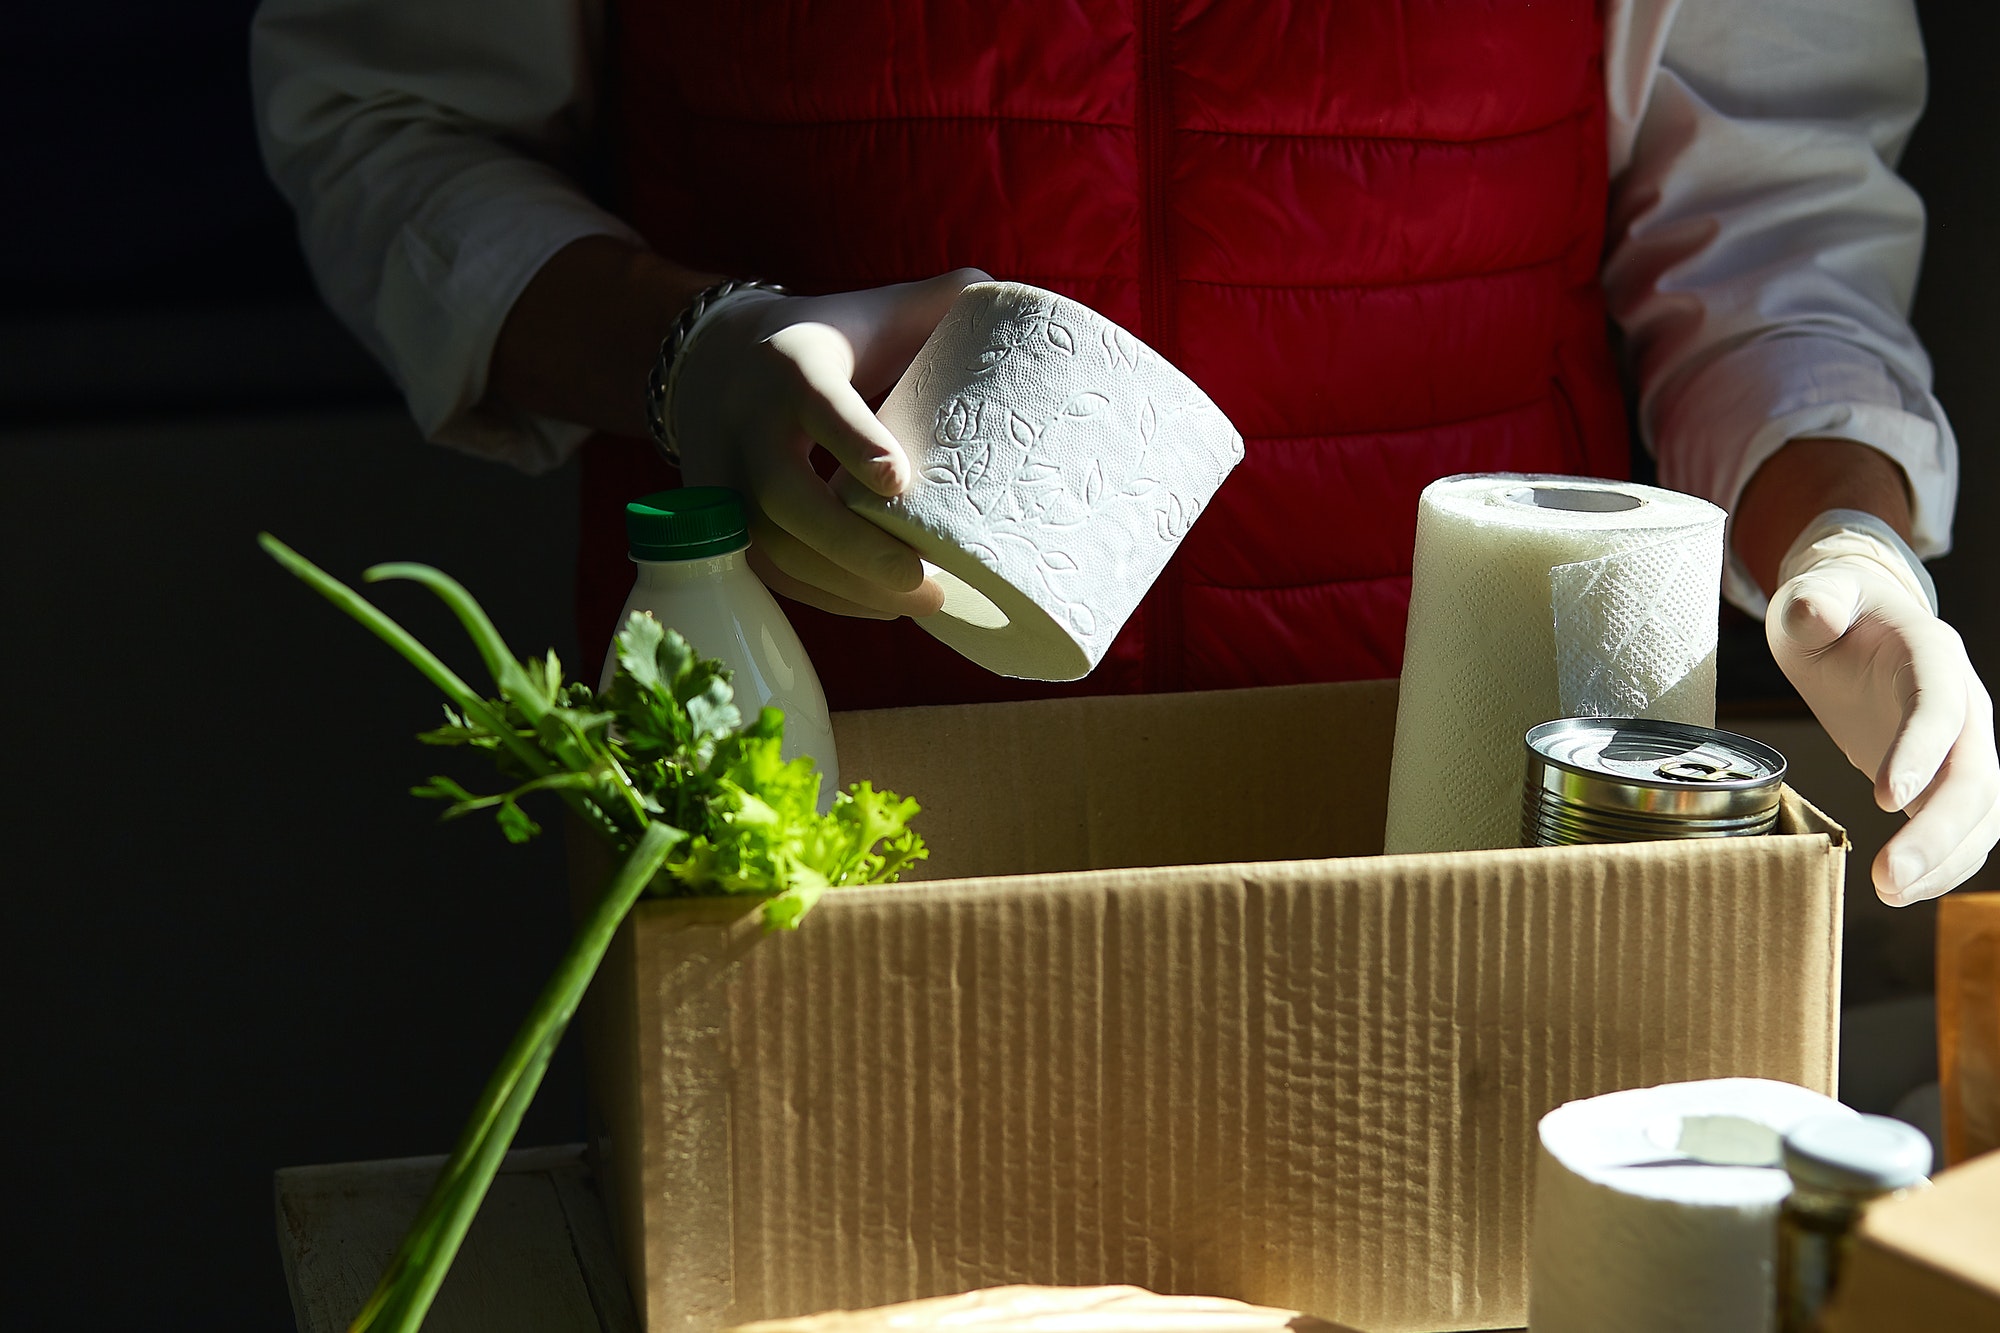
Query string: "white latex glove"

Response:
xmin=668 ymin=268 xmax=990 ymax=619
xmin=1766 ymin=510 xmax=2000 ymax=905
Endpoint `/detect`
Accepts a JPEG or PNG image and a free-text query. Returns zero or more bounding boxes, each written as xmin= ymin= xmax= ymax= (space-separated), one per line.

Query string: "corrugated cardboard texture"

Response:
xmin=1938 ymin=893 xmax=2000 ymax=1167
xmin=584 ymin=681 xmax=1844 ymax=1333
xmin=1821 ymin=1149 xmax=2000 ymax=1333
xmin=830 ymin=680 xmax=1400 ymax=879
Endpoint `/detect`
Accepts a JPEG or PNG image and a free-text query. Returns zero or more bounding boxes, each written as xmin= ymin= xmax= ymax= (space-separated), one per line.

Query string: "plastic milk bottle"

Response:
xmin=599 ymin=487 xmax=839 ymax=805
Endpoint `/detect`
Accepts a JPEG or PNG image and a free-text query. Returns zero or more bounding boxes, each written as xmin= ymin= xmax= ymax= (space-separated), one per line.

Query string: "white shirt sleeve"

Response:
xmin=1602 ymin=0 xmax=1957 ymax=614
xmin=250 ymin=0 xmax=637 ymax=473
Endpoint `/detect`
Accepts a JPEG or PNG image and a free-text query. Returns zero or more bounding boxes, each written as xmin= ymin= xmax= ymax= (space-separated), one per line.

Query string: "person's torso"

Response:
xmin=582 ymin=0 xmax=1630 ymax=708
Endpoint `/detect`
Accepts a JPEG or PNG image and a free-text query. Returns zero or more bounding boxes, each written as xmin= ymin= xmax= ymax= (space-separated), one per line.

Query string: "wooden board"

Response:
xmin=276 ymin=1143 xmax=639 ymax=1333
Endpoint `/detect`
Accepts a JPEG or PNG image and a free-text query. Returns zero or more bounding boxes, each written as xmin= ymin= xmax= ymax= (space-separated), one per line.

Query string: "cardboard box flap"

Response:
xmin=1823 ymin=1150 xmax=2000 ymax=1332
xmin=1779 ymin=786 xmax=1847 ymax=845
xmin=1859 ymin=1151 xmax=2000 ymax=1298
xmin=834 ymin=681 xmax=1844 ymax=880
xmin=831 ymin=680 xmax=1399 ymax=880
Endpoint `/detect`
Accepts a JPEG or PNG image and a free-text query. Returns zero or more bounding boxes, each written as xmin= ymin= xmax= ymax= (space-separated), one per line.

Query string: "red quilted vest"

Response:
xmin=580 ymin=0 xmax=1630 ymax=710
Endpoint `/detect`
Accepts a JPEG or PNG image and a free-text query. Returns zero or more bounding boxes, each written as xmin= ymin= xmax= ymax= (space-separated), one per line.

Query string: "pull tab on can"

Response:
xmin=1522 ymin=717 xmax=1787 ymax=846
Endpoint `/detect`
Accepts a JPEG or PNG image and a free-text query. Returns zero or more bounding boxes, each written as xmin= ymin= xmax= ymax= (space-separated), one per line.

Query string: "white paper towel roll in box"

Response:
xmin=843 ymin=282 xmax=1245 ymax=681
xmin=1384 ymin=473 xmax=1727 ymax=853
xmin=1530 ymin=1078 xmax=1856 ymax=1333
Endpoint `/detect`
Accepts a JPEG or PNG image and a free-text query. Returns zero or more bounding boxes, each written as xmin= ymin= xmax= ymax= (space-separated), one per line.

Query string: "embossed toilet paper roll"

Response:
xmin=1383 ymin=474 xmax=1726 ymax=853
xmin=1530 ymin=1078 xmax=1856 ymax=1333
xmin=842 ymin=282 xmax=1245 ymax=680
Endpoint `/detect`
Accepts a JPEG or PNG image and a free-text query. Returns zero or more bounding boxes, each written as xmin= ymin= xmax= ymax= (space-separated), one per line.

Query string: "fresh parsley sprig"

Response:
xmin=259 ymin=534 xmax=926 ymax=1332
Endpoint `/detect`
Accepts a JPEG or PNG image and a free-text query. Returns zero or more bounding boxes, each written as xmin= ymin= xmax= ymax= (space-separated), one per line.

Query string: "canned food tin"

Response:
xmin=1522 ymin=717 xmax=1788 ymax=847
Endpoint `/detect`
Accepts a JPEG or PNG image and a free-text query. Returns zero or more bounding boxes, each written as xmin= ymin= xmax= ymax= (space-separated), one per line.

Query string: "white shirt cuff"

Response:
xmin=377 ymin=155 xmax=642 ymax=475
xmin=1649 ymin=332 xmax=1957 ymax=617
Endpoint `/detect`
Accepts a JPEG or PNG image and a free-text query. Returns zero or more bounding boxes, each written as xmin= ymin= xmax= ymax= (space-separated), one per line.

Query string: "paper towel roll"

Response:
xmin=1530 ymin=1078 xmax=1857 ymax=1333
xmin=843 ymin=282 xmax=1245 ymax=680
xmin=1383 ymin=474 xmax=1726 ymax=852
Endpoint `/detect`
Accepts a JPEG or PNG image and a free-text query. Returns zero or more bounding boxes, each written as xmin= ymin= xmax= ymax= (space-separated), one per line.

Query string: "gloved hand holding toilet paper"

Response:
xmin=839 ymin=282 xmax=1245 ymax=680
xmin=671 ymin=276 xmax=1243 ymax=681
xmin=669 ymin=268 xmax=993 ymax=621
xmin=1767 ymin=509 xmax=2000 ymax=905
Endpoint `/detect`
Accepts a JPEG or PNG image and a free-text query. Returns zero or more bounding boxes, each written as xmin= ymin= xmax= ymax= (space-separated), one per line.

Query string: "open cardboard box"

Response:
xmin=580 ymin=679 xmax=1847 ymax=1333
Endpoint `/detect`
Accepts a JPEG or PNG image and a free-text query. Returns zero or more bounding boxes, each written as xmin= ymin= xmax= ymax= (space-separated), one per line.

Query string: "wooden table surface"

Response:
xmin=276 ymin=1145 xmax=1522 ymax=1333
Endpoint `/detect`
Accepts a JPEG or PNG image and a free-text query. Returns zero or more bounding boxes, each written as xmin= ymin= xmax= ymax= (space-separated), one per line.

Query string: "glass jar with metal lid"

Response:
xmin=1521 ymin=717 xmax=1788 ymax=847
xmin=1775 ymin=1113 xmax=1932 ymax=1332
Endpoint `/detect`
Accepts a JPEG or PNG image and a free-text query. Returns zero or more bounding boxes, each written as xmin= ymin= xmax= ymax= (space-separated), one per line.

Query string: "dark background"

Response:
xmin=1 ymin=4 xmax=1995 ymax=1328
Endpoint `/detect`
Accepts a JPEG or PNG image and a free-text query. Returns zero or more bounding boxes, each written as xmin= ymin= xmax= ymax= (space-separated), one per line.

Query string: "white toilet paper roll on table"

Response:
xmin=1530 ymin=1078 xmax=1856 ymax=1333
xmin=1383 ymin=474 xmax=1726 ymax=853
xmin=843 ymin=282 xmax=1245 ymax=680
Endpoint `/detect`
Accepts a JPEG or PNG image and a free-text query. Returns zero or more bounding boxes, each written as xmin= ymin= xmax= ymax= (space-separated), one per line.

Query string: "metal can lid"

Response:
xmin=1783 ymin=1113 xmax=1932 ymax=1194
xmin=1528 ymin=717 xmax=1785 ymax=787
xmin=1524 ymin=717 xmax=1786 ymax=827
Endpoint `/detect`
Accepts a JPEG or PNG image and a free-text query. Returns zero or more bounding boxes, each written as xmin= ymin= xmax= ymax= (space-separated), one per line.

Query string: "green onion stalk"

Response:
xmin=259 ymin=535 xmax=925 ymax=1332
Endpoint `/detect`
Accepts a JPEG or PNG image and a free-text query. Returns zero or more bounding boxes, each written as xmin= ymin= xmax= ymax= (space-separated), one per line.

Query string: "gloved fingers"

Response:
xmin=1874 ymin=686 xmax=2000 ymax=904
xmin=1876 ymin=791 xmax=2000 ymax=905
xmin=790 ymin=363 xmax=914 ymax=498
xmin=845 ymin=267 xmax=993 ymax=397
xmin=1872 ymin=623 xmax=1974 ymax=812
xmin=749 ymin=519 xmax=944 ymax=619
xmin=745 ymin=544 xmax=900 ymax=621
xmin=752 ymin=460 xmax=930 ymax=594
xmin=1768 ymin=566 xmax=1867 ymax=658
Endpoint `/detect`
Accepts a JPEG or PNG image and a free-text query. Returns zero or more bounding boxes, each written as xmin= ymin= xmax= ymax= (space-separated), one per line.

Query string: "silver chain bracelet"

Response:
xmin=645 ymin=278 xmax=790 ymax=465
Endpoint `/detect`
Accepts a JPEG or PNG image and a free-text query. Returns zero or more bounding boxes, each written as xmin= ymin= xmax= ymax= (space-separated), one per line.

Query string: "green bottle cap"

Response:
xmin=625 ymin=487 xmax=750 ymax=561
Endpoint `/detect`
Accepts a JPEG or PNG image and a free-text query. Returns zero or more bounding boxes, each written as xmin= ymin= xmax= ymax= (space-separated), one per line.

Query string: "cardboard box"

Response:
xmin=582 ymin=679 xmax=1846 ymax=1333
xmin=1820 ymin=1149 xmax=2000 ymax=1333
xmin=1939 ymin=892 xmax=2000 ymax=1167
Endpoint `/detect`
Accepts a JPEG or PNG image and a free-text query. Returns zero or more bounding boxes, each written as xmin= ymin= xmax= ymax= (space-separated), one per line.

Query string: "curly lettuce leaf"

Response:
xmin=397 ymin=606 xmax=928 ymax=929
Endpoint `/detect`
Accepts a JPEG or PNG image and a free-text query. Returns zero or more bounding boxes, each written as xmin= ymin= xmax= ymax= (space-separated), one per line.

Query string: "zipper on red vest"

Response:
xmin=1136 ymin=0 xmax=1183 ymax=692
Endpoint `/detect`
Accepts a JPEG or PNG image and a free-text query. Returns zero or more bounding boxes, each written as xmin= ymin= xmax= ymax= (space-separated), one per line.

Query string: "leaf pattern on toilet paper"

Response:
xmin=929 ymin=379 xmax=1212 ymax=547
xmin=1030 ymin=548 xmax=1094 ymax=635
xmin=1102 ymin=325 xmax=1141 ymax=371
xmin=968 ymin=293 xmax=1066 ymax=377
xmin=1022 ymin=484 xmax=1086 ymax=530
xmin=935 ymin=397 xmax=982 ymax=448
xmin=1008 ymin=411 xmax=1042 ymax=450
xmin=1062 ymin=391 xmax=1110 ymax=421
xmin=990 ymin=531 xmax=1039 ymax=562
xmin=1155 ymin=493 xmax=1201 ymax=542
xmin=1082 ymin=461 xmax=1105 ymax=507
xmin=1119 ymin=400 xmax=1166 ymax=500
xmin=878 ymin=284 xmax=1248 ymax=664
